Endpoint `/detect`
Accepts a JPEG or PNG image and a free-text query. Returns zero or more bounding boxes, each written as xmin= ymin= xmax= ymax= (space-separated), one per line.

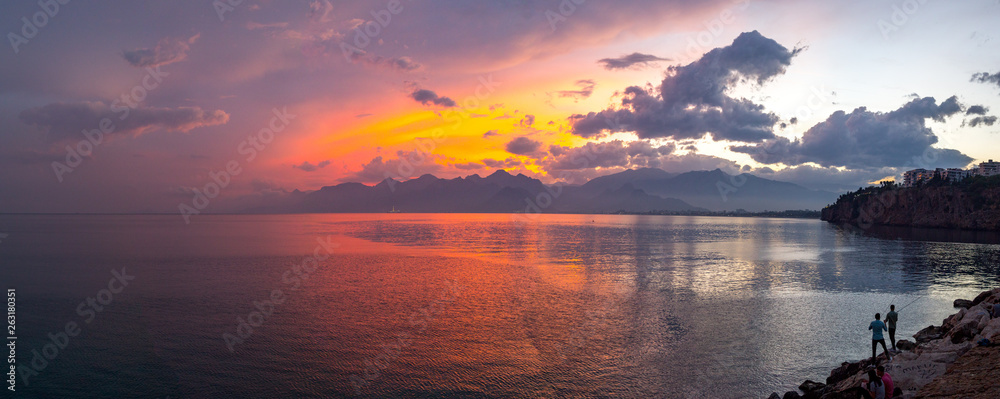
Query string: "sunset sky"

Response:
xmin=2 ymin=0 xmax=1000 ymax=213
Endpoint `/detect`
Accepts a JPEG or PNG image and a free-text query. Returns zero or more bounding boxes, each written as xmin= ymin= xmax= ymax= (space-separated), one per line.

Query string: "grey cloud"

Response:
xmin=731 ymin=96 xmax=974 ymax=169
xmin=122 ymin=35 xmax=198 ymax=68
xmin=294 ymin=160 xmax=331 ymax=172
xmin=545 ymin=140 xmax=675 ymax=171
xmin=967 ymin=116 xmax=997 ymax=127
xmin=505 ymin=136 xmax=542 ymax=155
xmin=19 ymin=101 xmax=229 ymax=141
xmin=519 ymin=114 xmax=536 ymax=126
xmin=482 ymin=158 xmax=522 ymax=169
xmin=556 ymin=80 xmax=596 ymax=101
xmin=410 ymin=89 xmax=456 ymax=107
xmin=482 ymin=129 xmax=499 ymax=138
xmin=598 ymin=52 xmax=670 ymax=70
xmin=971 ymin=71 xmax=1000 ymax=89
xmin=342 ymin=151 xmax=445 ymax=183
xmin=966 ymin=105 xmax=988 ymax=115
xmin=572 ymin=31 xmax=798 ymax=143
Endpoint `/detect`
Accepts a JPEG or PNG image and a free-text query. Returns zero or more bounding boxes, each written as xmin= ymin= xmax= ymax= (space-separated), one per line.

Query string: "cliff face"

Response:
xmin=820 ymin=186 xmax=1000 ymax=231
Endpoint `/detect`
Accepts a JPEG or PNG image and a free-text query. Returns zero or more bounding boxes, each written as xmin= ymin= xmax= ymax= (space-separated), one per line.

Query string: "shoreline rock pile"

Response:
xmin=768 ymin=288 xmax=1000 ymax=399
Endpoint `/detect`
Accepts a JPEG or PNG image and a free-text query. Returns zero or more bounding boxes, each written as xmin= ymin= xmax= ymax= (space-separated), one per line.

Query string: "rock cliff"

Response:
xmin=820 ymin=183 xmax=1000 ymax=231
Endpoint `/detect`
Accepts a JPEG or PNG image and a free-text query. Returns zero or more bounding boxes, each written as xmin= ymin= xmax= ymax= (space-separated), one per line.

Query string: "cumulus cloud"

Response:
xmin=410 ymin=89 xmax=456 ymax=107
xmin=293 ymin=160 xmax=331 ymax=172
xmin=598 ymin=52 xmax=670 ymax=70
xmin=482 ymin=129 xmax=499 ymax=138
xmin=506 ymin=136 xmax=543 ymax=155
xmin=571 ymin=31 xmax=799 ymax=143
xmin=122 ymin=35 xmax=199 ymax=68
xmin=19 ymin=101 xmax=229 ymax=141
xmin=731 ymin=96 xmax=975 ymax=169
xmin=555 ymin=80 xmax=596 ymax=101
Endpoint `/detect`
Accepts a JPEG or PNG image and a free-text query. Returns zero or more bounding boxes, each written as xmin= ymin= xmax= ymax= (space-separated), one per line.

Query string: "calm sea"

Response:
xmin=1 ymin=214 xmax=998 ymax=398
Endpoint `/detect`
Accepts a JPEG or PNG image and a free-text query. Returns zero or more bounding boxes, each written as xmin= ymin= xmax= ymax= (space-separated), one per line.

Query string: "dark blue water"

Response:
xmin=1 ymin=214 xmax=998 ymax=398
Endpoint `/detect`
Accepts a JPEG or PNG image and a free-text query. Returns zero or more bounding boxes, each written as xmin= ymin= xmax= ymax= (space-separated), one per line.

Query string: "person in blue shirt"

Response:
xmin=870 ymin=313 xmax=891 ymax=362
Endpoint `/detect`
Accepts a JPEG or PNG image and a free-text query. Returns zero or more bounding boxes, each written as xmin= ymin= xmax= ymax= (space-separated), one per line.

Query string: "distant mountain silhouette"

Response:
xmin=588 ymin=168 xmax=838 ymax=211
xmin=243 ymin=167 xmax=836 ymax=214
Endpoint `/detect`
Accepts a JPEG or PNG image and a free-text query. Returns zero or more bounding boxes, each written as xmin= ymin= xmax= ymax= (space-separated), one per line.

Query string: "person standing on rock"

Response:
xmin=869 ymin=313 xmax=891 ymax=362
xmin=886 ymin=305 xmax=898 ymax=351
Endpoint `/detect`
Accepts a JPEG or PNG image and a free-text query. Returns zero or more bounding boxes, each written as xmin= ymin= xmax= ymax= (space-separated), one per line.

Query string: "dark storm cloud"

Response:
xmin=410 ymin=89 xmax=457 ymax=107
xmin=19 ymin=101 xmax=230 ymax=141
xmin=598 ymin=52 xmax=671 ymax=70
xmin=731 ymin=96 xmax=975 ymax=169
xmin=122 ymin=35 xmax=198 ymax=68
xmin=505 ymin=136 xmax=543 ymax=155
xmin=571 ymin=31 xmax=799 ymax=143
xmin=556 ymin=80 xmax=596 ymax=101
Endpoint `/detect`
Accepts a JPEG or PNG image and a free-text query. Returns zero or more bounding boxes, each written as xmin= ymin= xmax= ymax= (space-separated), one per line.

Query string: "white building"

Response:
xmin=942 ymin=168 xmax=972 ymax=183
xmin=977 ymin=159 xmax=1000 ymax=177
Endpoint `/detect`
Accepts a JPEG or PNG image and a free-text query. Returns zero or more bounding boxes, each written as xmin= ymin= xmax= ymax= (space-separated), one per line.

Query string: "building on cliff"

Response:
xmin=978 ymin=159 xmax=999 ymax=177
xmin=903 ymin=160 xmax=999 ymax=187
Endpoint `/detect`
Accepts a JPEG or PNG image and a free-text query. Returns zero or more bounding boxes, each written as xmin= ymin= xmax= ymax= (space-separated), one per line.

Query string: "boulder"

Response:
xmin=767 ymin=393 xmax=781 ymax=399
xmin=799 ymin=380 xmax=826 ymax=394
xmin=954 ymin=298 xmax=974 ymax=309
xmin=782 ymin=391 xmax=801 ymax=399
xmin=913 ymin=325 xmax=943 ymax=343
xmin=978 ymin=316 xmax=1000 ymax=341
xmin=896 ymin=339 xmax=916 ymax=351
xmin=971 ymin=289 xmax=993 ymax=306
xmin=942 ymin=308 xmax=967 ymax=332
xmin=948 ymin=319 xmax=979 ymax=344
xmin=826 ymin=361 xmax=863 ymax=386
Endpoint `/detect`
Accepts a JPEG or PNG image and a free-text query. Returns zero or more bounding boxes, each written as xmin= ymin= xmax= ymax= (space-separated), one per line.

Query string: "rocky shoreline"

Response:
xmin=767 ymin=288 xmax=1000 ymax=399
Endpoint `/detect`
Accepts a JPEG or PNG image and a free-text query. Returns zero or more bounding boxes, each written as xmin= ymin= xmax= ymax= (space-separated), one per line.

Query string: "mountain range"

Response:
xmin=244 ymin=168 xmax=838 ymax=214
